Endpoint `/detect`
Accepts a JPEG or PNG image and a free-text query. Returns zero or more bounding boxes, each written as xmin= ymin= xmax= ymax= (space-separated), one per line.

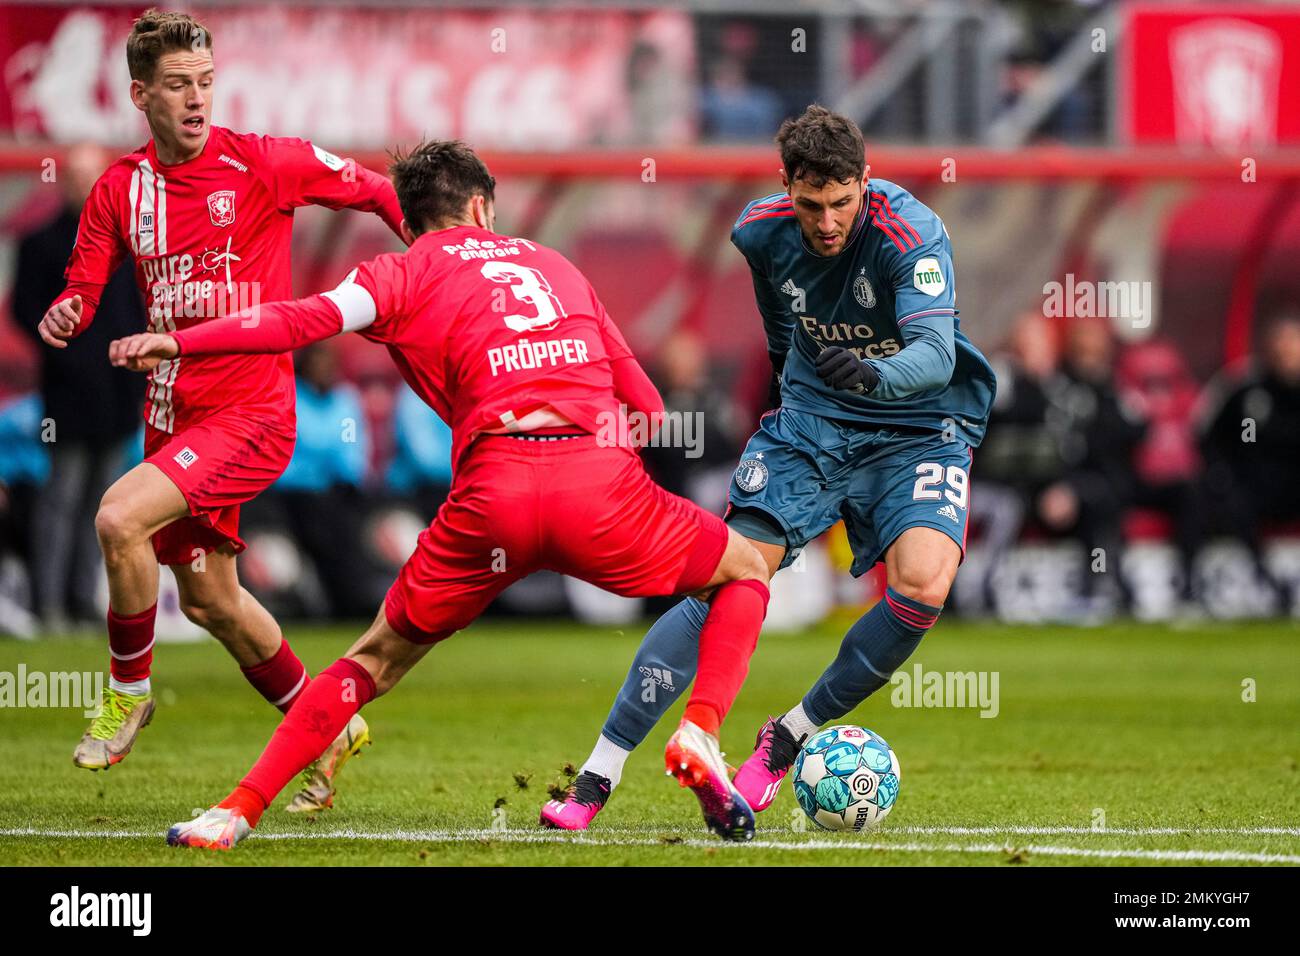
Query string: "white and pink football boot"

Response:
xmin=665 ymin=719 xmax=755 ymax=841
xmin=166 ymin=806 xmax=251 ymax=851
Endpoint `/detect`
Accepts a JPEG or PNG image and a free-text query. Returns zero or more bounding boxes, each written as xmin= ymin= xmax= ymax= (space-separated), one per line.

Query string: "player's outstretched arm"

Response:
xmin=109 ymin=293 xmax=349 ymax=369
xmin=265 ymin=138 xmax=406 ymax=243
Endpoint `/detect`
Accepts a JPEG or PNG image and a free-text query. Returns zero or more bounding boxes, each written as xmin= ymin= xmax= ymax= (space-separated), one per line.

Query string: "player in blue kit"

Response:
xmin=541 ymin=105 xmax=997 ymax=830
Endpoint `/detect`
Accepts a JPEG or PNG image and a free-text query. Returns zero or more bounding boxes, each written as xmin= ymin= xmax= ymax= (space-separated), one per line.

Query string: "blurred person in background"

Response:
xmin=622 ymin=39 xmax=694 ymax=146
xmin=1115 ymin=339 xmax=1204 ymax=610
xmin=386 ymin=381 xmax=454 ymax=518
xmin=1197 ymin=312 xmax=1300 ymax=611
xmin=11 ymin=142 xmax=145 ymax=631
xmin=0 ymin=387 xmax=48 ymax=638
xmin=974 ymin=311 xmax=1064 ymax=614
xmin=1039 ymin=315 xmax=1146 ymax=614
xmin=268 ymin=344 xmax=387 ymax=618
xmin=1001 ymin=0 xmax=1102 ymax=141
xmin=641 ymin=328 xmax=745 ymax=515
xmin=699 ymin=23 xmax=781 ymax=142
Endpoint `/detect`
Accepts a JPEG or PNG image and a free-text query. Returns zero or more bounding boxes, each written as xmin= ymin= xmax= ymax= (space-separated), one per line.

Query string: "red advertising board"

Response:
xmin=1123 ymin=4 xmax=1300 ymax=149
xmin=0 ymin=5 xmax=695 ymax=148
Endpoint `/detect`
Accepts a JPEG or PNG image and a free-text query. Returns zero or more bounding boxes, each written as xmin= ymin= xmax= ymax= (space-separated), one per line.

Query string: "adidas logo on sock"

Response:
xmin=637 ymin=666 xmax=676 ymax=692
xmin=937 ymin=503 xmax=960 ymax=523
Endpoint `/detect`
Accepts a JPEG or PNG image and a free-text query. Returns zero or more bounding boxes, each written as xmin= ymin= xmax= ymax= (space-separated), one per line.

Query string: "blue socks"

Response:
xmin=599 ymin=597 xmax=707 ymax=749
xmin=801 ymin=587 xmax=941 ymax=725
xmin=596 ymin=587 xmax=941 ymax=756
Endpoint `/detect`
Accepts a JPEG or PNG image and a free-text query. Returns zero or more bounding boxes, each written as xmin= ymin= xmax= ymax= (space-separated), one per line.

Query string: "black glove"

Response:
xmin=767 ymin=349 xmax=786 ymax=409
xmin=815 ymin=346 xmax=879 ymax=394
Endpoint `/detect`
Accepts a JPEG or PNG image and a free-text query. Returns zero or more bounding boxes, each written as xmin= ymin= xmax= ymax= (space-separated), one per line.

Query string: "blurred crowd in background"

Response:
xmin=973 ymin=307 xmax=1300 ymax=621
xmin=682 ymin=2 xmax=1116 ymax=146
xmin=0 ymin=138 xmax=1296 ymax=634
xmin=1 ymin=2 xmax=1299 ymax=634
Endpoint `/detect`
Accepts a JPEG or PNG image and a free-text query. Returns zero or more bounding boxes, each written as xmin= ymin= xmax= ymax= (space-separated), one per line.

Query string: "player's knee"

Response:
xmin=94 ymin=500 xmax=142 ymax=553
xmin=890 ymin=562 xmax=954 ymax=610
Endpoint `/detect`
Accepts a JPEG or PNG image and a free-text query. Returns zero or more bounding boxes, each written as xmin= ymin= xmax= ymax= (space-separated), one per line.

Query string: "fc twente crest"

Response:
xmin=207 ymin=190 xmax=236 ymax=228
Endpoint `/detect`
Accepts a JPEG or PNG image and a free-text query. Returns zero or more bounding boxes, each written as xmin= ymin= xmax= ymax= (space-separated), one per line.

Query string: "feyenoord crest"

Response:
xmin=735 ymin=457 xmax=769 ymax=493
xmin=853 ymin=272 xmax=876 ymax=309
xmin=207 ymin=190 xmax=236 ymax=228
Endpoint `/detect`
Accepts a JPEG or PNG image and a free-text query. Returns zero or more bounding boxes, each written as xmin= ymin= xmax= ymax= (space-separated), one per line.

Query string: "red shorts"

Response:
xmin=145 ymin=406 xmax=295 ymax=566
xmin=385 ymin=434 xmax=728 ymax=644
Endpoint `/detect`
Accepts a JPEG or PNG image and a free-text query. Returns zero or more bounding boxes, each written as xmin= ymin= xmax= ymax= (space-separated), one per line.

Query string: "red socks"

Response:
xmin=682 ymin=579 xmax=770 ymax=736
xmin=218 ymin=785 xmax=269 ymax=828
xmin=234 ymin=658 xmax=376 ymax=815
xmin=217 ymin=641 xmax=317 ymax=827
xmin=241 ymin=639 xmax=310 ymax=713
xmin=108 ymin=603 xmax=157 ymax=688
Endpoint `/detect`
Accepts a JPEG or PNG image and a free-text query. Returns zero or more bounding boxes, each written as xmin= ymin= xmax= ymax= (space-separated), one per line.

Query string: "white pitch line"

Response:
xmin=888 ymin=825 xmax=1300 ymax=836
xmin=3 ymin=824 xmax=1297 ymax=837
xmin=1 ymin=827 xmax=1297 ymax=864
xmin=533 ymin=825 xmax=1300 ymax=837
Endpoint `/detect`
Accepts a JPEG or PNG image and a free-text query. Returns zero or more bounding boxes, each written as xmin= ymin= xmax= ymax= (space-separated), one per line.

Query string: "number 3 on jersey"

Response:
xmin=912 ymin=462 xmax=968 ymax=509
xmin=481 ymin=262 xmax=567 ymax=333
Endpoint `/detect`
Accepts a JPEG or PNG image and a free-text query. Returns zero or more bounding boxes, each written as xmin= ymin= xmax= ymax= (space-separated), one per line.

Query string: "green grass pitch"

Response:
xmin=0 ymin=617 xmax=1297 ymax=866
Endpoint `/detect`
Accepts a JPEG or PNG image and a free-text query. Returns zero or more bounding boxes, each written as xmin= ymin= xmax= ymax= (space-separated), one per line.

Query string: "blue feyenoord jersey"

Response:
xmin=731 ymin=178 xmax=996 ymax=446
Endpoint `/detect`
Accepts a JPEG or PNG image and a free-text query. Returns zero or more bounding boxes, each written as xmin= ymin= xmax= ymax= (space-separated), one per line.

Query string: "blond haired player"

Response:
xmin=39 ymin=9 xmax=405 ymax=810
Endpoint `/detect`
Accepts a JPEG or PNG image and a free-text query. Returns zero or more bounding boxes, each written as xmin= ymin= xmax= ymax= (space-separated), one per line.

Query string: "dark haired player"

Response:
xmin=112 ymin=140 xmax=774 ymax=848
xmin=545 ymin=105 xmax=997 ymax=828
xmin=37 ymin=9 xmax=405 ymax=810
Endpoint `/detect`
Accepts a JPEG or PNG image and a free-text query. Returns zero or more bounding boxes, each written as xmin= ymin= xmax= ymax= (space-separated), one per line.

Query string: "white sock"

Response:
xmin=109 ymin=676 xmax=151 ymax=697
xmin=779 ymin=703 xmax=818 ymax=744
xmin=580 ymin=734 xmax=631 ymax=789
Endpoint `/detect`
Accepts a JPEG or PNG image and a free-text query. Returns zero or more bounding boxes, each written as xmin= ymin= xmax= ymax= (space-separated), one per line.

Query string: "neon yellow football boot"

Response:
xmin=285 ymin=713 xmax=372 ymax=813
xmin=73 ymin=686 xmax=155 ymax=770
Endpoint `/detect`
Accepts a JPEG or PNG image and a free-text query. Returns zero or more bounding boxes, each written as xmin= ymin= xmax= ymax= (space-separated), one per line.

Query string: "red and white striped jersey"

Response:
xmin=56 ymin=125 xmax=403 ymax=432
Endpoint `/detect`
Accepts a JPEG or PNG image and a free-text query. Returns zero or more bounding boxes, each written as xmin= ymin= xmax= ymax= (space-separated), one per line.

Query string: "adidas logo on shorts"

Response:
xmin=936 ymin=503 xmax=960 ymax=523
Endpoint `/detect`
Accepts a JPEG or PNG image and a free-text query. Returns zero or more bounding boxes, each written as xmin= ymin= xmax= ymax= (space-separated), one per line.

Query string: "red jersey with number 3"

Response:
xmin=335 ymin=226 xmax=638 ymax=469
xmin=56 ymin=125 xmax=402 ymax=433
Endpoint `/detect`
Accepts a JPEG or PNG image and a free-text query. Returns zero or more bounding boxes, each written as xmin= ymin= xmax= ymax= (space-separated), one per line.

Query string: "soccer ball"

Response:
xmin=792 ymin=724 xmax=900 ymax=832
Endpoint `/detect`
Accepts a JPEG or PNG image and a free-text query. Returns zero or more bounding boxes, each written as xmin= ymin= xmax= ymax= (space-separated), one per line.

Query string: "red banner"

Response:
xmin=1123 ymin=4 xmax=1300 ymax=149
xmin=0 ymin=5 xmax=695 ymax=148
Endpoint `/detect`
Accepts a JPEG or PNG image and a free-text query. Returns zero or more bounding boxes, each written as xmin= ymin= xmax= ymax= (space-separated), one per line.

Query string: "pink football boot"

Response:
xmin=539 ymin=771 xmax=611 ymax=831
xmin=732 ymin=717 xmax=804 ymax=812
